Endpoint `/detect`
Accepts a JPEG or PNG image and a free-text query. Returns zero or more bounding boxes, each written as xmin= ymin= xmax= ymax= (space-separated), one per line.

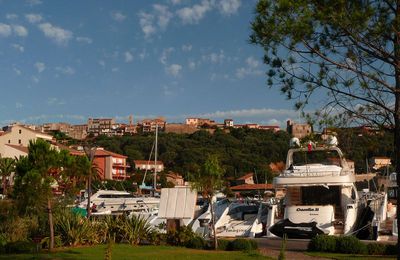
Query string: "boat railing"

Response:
xmin=281 ymin=169 xmax=352 ymax=177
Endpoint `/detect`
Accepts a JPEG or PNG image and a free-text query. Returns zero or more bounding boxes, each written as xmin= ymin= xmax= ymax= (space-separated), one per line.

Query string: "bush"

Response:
xmin=166 ymin=226 xmax=196 ymax=246
xmin=336 ymin=236 xmax=367 ymax=254
xmin=227 ymin=238 xmax=257 ymax=251
xmin=5 ymin=241 xmax=36 ymax=254
xmin=217 ymin=239 xmax=231 ymax=251
xmin=185 ymin=236 xmax=206 ymax=249
xmin=367 ymin=243 xmax=387 ymax=255
xmin=308 ymin=235 xmax=337 ymax=252
xmin=385 ymin=243 xmax=398 ymax=255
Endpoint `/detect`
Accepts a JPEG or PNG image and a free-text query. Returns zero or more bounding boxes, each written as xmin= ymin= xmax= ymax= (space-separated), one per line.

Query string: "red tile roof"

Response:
xmin=230 ymin=183 xmax=274 ymax=191
xmin=237 ymin=172 xmax=253 ymax=180
xmin=5 ymin=144 xmax=28 ymax=154
xmin=134 ymin=160 xmax=164 ymax=166
xmin=94 ymin=149 xmax=127 ymax=158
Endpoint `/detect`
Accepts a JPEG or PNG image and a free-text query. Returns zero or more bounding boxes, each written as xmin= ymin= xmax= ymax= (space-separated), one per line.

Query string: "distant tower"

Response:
xmin=129 ymin=115 xmax=133 ymax=126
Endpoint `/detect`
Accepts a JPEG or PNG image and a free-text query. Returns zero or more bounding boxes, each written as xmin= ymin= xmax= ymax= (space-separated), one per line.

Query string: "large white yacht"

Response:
xmin=78 ymin=189 xmax=160 ymax=215
xmin=266 ymin=137 xmax=384 ymax=239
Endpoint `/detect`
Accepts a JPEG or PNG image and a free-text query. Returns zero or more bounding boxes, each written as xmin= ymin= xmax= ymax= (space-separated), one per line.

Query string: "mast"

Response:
xmin=153 ymin=124 xmax=158 ymax=192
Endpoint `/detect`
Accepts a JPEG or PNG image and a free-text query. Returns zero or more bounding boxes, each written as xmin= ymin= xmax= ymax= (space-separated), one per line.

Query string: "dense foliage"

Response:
xmin=90 ymin=128 xmax=290 ymax=182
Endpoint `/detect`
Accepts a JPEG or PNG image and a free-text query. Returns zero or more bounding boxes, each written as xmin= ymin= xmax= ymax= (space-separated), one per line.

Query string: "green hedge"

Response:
xmin=308 ymin=235 xmax=397 ymax=255
xmin=227 ymin=238 xmax=258 ymax=251
xmin=308 ymin=235 xmax=337 ymax=252
xmin=336 ymin=236 xmax=367 ymax=254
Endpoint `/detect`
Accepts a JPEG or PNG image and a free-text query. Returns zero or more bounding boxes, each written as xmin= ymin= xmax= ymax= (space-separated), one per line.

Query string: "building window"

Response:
xmin=19 ymin=129 xmax=22 ymax=134
xmin=8 ymin=140 xmax=10 ymax=144
xmin=18 ymin=139 xmax=21 ymax=144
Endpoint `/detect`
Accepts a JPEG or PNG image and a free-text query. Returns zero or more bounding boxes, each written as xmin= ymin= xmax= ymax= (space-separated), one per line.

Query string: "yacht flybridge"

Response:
xmin=267 ymin=137 xmax=383 ymax=239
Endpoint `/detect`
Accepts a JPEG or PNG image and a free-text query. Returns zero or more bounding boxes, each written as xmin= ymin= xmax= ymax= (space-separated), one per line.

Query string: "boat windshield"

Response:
xmin=292 ymin=150 xmax=341 ymax=167
xmin=98 ymin=194 xmax=136 ymax=198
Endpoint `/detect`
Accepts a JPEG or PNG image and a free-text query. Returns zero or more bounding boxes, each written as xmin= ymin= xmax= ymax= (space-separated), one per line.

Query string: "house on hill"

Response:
xmin=93 ymin=148 xmax=129 ymax=180
xmin=134 ymin=160 xmax=164 ymax=172
xmin=0 ymin=124 xmax=53 ymax=158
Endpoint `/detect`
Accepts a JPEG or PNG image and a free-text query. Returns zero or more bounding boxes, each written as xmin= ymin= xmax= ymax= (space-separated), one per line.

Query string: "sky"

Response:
xmin=0 ymin=0 xmax=305 ymax=127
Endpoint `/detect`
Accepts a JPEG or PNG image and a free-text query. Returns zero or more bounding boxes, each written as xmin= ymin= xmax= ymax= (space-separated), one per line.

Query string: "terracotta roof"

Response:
xmin=237 ymin=172 xmax=253 ymax=180
xmin=56 ymin=143 xmax=85 ymax=156
xmin=230 ymin=183 xmax=274 ymax=191
xmin=134 ymin=160 xmax=164 ymax=166
xmin=166 ymin=172 xmax=183 ymax=179
xmin=94 ymin=149 xmax=127 ymax=158
xmin=5 ymin=144 xmax=28 ymax=154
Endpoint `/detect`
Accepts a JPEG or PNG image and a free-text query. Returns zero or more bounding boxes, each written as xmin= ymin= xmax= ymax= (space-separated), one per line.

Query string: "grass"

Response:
xmin=305 ymin=252 xmax=397 ymax=260
xmin=0 ymin=244 xmax=271 ymax=260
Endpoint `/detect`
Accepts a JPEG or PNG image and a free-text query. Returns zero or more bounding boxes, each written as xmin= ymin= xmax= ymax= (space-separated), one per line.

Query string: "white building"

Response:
xmin=0 ymin=124 xmax=53 ymax=158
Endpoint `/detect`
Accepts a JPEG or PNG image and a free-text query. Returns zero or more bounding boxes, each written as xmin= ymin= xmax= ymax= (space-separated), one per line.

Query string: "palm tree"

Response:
xmin=0 ymin=157 xmax=16 ymax=196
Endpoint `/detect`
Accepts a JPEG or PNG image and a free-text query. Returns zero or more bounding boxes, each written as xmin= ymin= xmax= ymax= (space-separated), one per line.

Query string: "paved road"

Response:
xmin=256 ymin=237 xmax=330 ymax=259
xmin=257 ymin=237 xmax=310 ymax=251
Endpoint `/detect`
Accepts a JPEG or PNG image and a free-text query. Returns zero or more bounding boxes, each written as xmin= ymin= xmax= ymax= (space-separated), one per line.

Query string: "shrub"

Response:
xmin=185 ymin=236 xmax=206 ymax=249
xmin=217 ymin=239 xmax=230 ymax=251
xmin=166 ymin=226 xmax=196 ymax=246
xmin=227 ymin=238 xmax=257 ymax=251
xmin=385 ymin=243 xmax=398 ymax=255
xmin=336 ymin=236 xmax=367 ymax=254
xmin=308 ymin=235 xmax=337 ymax=252
xmin=5 ymin=241 xmax=36 ymax=254
xmin=122 ymin=215 xmax=155 ymax=245
xmin=367 ymin=243 xmax=387 ymax=255
xmin=55 ymin=208 xmax=97 ymax=246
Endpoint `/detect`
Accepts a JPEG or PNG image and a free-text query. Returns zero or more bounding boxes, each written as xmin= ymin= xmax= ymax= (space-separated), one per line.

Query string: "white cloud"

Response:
xmin=153 ymin=4 xmax=173 ymax=29
xmin=138 ymin=5 xmax=172 ymax=38
xmin=188 ymin=61 xmax=196 ymax=70
xmin=98 ymin=60 xmax=106 ymax=67
xmin=11 ymin=43 xmax=24 ymax=52
xmin=13 ymin=67 xmax=22 ymax=75
xmin=38 ymin=23 xmax=73 ymax=45
xmin=26 ymin=0 xmax=42 ymax=6
xmin=218 ymin=0 xmax=241 ymax=15
xmin=25 ymin=13 xmax=43 ymax=23
xmin=182 ymin=44 xmax=192 ymax=52
xmin=31 ymin=76 xmax=39 ymax=83
xmin=6 ymin=14 xmax=18 ymax=20
xmin=139 ymin=49 xmax=147 ymax=60
xmin=246 ymin=56 xmax=260 ymax=68
xmin=76 ymin=36 xmax=92 ymax=44
xmin=202 ymin=50 xmax=225 ymax=64
xmin=12 ymin=25 xmax=28 ymax=37
xmin=0 ymin=23 xmax=12 ymax=37
xmin=124 ymin=51 xmax=133 ymax=63
xmin=165 ymin=64 xmax=182 ymax=77
xmin=15 ymin=102 xmax=23 ymax=109
xmin=176 ymin=0 xmax=212 ymax=24
xmin=160 ymin=47 xmax=174 ymax=65
xmin=111 ymin=67 xmax=119 ymax=72
xmin=56 ymin=66 xmax=75 ymax=75
xmin=199 ymin=108 xmax=298 ymax=120
xmin=138 ymin=12 xmax=156 ymax=38
xmin=111 ymin=11 xmax=127 ymax=22
xmin=170 ymin=0 xmax=182 ymax=5
xmin=236 ymin=56 xmax=263 ymax=79
xmin=34 ymin=62 xmax=45 ymax=73
xmin=47 ymin=97 xmax=65 ymax=106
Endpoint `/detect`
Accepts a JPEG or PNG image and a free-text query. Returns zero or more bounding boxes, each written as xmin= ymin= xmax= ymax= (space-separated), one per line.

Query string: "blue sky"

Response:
xmin=0 ymin=0 xmax=304 ymax=127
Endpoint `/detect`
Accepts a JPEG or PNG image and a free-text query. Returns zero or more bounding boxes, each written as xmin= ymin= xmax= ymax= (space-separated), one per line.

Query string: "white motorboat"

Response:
xmin=78 ymin=189 xmax=159 ymax=214
xmin=266 ymin=138 xmax=383 ymax=239
xmin=214 ymin=200 xmax=268 ymax=238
